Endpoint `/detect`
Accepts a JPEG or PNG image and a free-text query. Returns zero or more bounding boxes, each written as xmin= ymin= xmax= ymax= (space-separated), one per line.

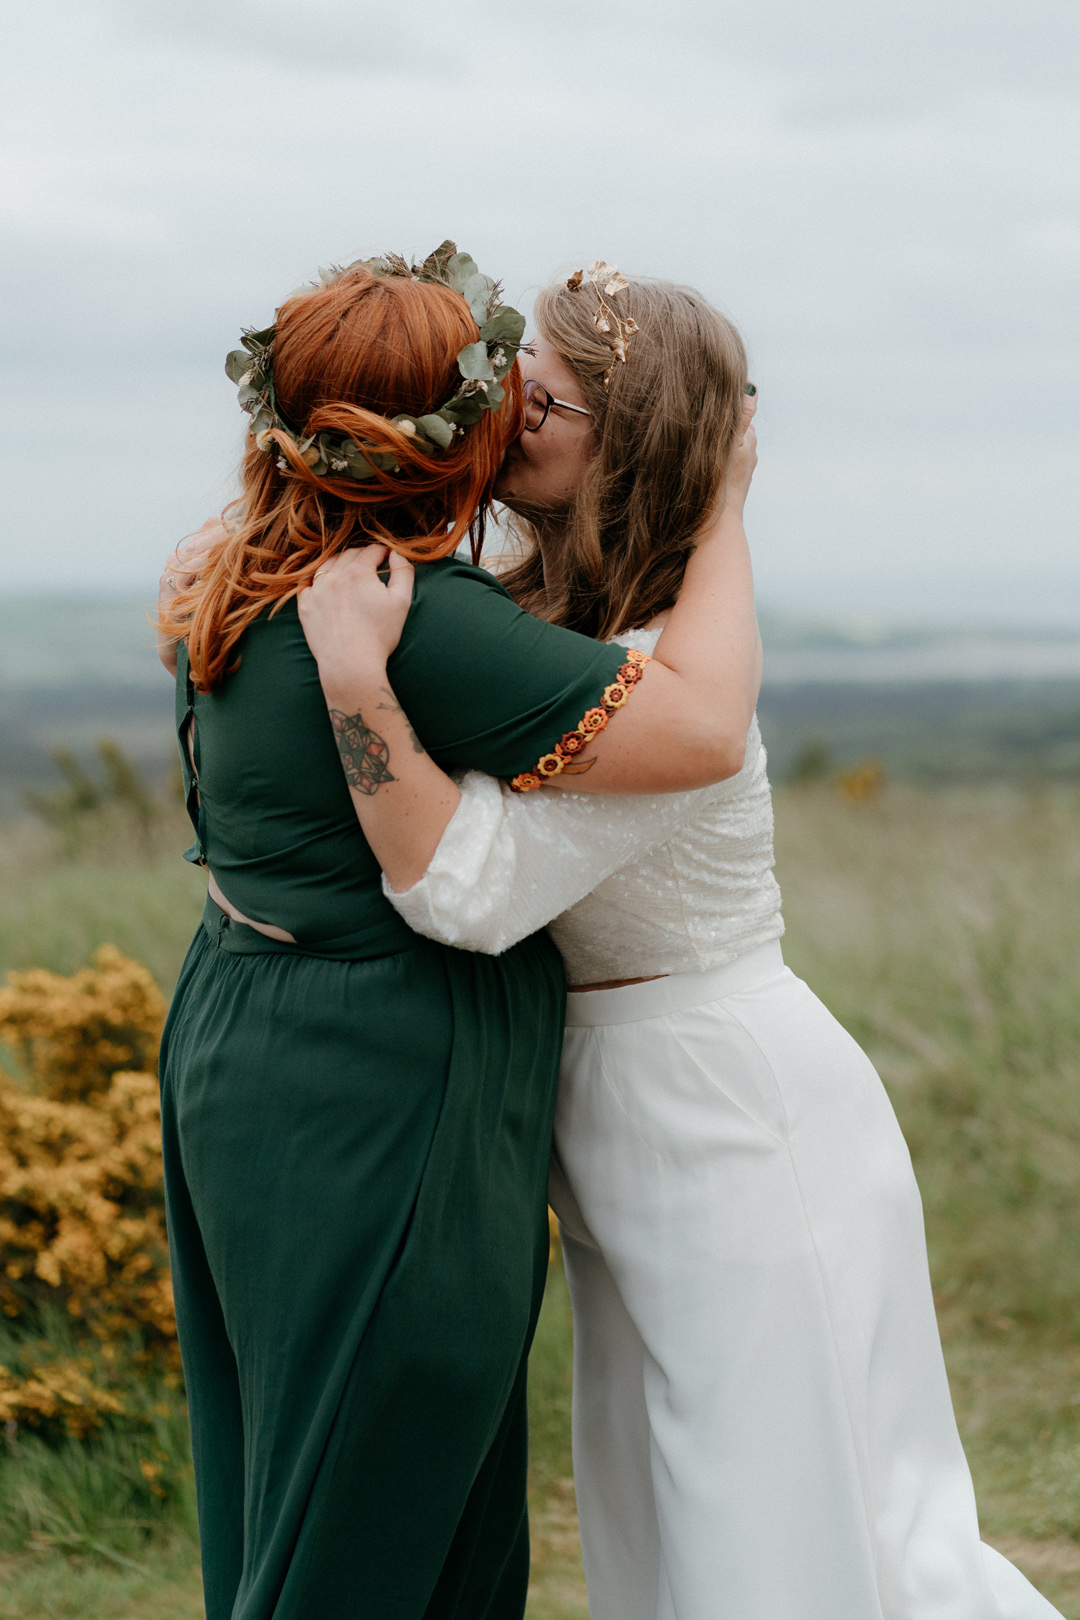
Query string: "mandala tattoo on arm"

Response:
xmin=329 ymin=709 xmax=397 ymax=796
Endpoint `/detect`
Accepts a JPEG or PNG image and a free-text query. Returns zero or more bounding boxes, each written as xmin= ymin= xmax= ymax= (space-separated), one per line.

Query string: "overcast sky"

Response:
xmin=1 ymin=0 xmax=1077 ymax=621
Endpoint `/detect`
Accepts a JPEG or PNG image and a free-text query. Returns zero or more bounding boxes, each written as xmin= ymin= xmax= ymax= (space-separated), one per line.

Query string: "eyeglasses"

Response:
xmin=522 ymin=378 xmax=592 ymax=432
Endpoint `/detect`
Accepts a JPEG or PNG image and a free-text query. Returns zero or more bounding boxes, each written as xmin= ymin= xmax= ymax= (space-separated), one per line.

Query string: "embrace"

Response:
xmin=157 ymin=245 xmax=1060 ymax=1619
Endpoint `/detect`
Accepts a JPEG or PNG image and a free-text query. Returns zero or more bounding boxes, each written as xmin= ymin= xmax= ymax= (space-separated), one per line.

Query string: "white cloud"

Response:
xmin=0 ymin=0 xmax=1077 ymax=616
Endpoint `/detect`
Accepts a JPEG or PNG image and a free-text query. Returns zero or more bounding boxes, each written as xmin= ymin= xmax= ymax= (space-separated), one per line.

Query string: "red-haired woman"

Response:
xmin=155 ymin=251 xmax=760 ymax=1620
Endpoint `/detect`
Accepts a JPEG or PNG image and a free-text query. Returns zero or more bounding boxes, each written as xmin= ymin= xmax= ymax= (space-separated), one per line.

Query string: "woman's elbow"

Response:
xmin=715 ymin=728 xmax=748 ymax=781
xmin=674 ymin=723 xmax=747 ymax=789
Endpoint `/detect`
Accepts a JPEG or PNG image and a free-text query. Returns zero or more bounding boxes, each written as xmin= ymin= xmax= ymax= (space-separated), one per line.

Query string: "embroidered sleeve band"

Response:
xmin=509 ymin=649 xmax=650 ymax=793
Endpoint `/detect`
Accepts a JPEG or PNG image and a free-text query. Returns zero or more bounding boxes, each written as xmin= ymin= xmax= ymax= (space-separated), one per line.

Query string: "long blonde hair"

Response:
xmin=499 ymin=277 xmax=747 ymax=639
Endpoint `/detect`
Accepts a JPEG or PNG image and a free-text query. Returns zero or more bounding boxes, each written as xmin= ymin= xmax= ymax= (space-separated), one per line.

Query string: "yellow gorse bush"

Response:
xmin=0 ymin=1357 xmax=125 ymax=1441
xmin=0 ymin=946 xmax=177 ymax=1438
xmin=0 ymin=942 xmax=163 ymax=1103
xmin=838 ymin=758 xmax=887 ymax=803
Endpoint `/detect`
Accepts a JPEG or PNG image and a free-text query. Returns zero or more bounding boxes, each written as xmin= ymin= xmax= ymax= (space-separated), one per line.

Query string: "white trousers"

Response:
xmin=551 ymin=942 xmax=1060 ymax=1620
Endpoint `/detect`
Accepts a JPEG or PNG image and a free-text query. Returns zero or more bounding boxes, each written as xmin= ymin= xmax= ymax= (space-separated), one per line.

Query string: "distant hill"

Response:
xmin=0 ymin=597 xmax=173 ymax=814
xmin=756 ymin=612 xmax=1080 ymax=780
xmin=757 ymin=681 xmax=1080 ymax=782
xmin=1 ymin=595 xmax=1079 ymax=814
xmin=0 ymin=596 xmax=165 ymax=691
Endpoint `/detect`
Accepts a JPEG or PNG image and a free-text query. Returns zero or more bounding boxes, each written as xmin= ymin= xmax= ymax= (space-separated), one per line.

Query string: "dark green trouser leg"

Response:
xmin=160 ymin=1076 xmax=246 ymax=1620
xmin=423 ymin=1359 xmax=532 ymax=1620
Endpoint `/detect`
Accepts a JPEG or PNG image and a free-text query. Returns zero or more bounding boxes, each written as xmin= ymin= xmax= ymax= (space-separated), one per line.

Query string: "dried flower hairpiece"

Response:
xmin=566 ymin=260 xmax=639 ymax=387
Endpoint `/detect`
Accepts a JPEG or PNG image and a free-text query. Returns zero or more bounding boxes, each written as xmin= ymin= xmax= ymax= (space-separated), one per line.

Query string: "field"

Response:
xmin=1 ymin=782 xmax=1079 ymax=1617
xmin=3 ymin=595 xmax=1080 ymax=817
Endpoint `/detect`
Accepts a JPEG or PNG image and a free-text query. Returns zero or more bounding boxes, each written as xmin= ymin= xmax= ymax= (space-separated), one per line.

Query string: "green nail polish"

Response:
xmin=745 ymin=383 xmax=757 ymax=396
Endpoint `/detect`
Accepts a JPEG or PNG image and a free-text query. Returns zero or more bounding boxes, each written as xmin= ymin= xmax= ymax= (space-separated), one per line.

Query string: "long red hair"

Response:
xmin=162 ymin=267 xmax=523 ymax=691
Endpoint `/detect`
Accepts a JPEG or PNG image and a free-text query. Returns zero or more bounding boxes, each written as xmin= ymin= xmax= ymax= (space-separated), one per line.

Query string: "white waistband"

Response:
xmin=564 ymin=942 xmax=787 ymax=1027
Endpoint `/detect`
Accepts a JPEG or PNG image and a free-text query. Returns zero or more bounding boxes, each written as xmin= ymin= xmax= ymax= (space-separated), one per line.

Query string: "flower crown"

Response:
xmin=566 ymin=260 xmax=639 ymax=387
xmin=224 ymin=240 xmax=528 ymax=482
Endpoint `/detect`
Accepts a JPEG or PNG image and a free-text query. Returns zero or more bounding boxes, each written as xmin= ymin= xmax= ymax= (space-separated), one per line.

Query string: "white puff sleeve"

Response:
xmin=383 ymin=770 xmax=708 ymax=956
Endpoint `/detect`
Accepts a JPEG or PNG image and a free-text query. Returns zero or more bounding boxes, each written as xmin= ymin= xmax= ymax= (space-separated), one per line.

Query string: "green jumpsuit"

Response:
xmin=160 ymin=556 xmax=629 ymax=1620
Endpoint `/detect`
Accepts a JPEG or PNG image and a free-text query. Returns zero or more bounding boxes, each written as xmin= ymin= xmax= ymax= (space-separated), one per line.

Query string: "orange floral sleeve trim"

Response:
xmin=509 ymin=648 xmax=650 ymax=793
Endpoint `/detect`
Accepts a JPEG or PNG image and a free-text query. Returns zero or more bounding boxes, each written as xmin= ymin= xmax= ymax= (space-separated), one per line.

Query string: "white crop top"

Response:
xmin=384 ymin=628 xmax=785 ymax=985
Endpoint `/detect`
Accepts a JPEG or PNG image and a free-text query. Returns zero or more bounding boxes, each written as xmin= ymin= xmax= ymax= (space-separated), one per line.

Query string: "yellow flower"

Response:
xmin=0 ymin=947 xmax=178 ymax=1427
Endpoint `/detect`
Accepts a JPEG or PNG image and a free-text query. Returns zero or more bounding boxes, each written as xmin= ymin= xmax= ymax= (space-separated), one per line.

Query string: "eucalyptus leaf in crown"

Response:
xmin=224 ymin=241 xmax=528 ymax=481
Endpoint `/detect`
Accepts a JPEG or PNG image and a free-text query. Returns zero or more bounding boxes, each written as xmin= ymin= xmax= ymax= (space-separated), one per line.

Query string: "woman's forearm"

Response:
xmin=654 ymin=511 xmax=760 ymax=720
xmin=323 ymin=509 xmax=760 ymax=838
xmin=555 ymin=506 xmax=760 ymax=794
xmin=318 ymin=662 xmax=461 ymax=892
xmin=550 ymin=403 xmax=761 ymax=795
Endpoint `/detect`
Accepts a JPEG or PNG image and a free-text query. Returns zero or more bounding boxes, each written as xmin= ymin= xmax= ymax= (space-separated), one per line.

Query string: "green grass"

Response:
xmin=0 ymin=805 xmax=205 ymax=994
xmin=0 ymin=1314 xmax=196 ymax=1561
xmin=526 ymin=1267 xmax=588 ymax=1620
xmin=777 ymin=783 xmax=1080 ymax=1337
xmin=776 ymin=782 xmax=1080 ymax=1617
xmin=1 ymin=785 xmax=1079 ymax=1615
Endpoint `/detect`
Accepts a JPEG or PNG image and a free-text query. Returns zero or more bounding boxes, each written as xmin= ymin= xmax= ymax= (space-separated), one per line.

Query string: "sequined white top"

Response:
xmin=384 ymin=628 xmax=784 ymax=985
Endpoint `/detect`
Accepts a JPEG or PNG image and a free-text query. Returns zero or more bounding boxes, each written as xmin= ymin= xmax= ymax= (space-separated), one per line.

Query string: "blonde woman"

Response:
xmin=298 ymin=272 xmax=1061 ymax=1620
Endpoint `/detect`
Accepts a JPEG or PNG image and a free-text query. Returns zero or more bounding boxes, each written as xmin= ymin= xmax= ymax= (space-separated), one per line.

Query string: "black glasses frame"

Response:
xmin=522 ymin=378 xmax=592 ymax=432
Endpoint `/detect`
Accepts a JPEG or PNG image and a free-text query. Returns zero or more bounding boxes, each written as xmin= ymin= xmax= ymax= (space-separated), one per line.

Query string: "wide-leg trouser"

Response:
xmin=160 ymin=905 xmax=564 ymax=1620
xmin=550 ymin=942 xmax=1061 ymax=1620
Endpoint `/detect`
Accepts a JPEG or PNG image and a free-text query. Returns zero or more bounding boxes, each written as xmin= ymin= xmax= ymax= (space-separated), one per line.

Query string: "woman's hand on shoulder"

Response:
xmin=719 ymin=391 xmax=758 ymax=521
xmin=157 ymin=516 xmax=230 ymax=675
xmin=297 ymin=545 xmax=415 ymax=706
